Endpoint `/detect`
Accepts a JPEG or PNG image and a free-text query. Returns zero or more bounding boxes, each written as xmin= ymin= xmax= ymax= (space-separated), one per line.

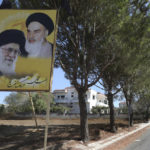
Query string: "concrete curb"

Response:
xmin=87 ymin=122 xmax=150 ymax=150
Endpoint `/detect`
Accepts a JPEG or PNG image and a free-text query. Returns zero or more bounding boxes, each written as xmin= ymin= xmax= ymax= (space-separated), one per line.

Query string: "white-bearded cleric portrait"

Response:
xmin=25 ymin=12 xmax=54 ymax=58
xmin=0 ymin=29 xmax=27 ymax=76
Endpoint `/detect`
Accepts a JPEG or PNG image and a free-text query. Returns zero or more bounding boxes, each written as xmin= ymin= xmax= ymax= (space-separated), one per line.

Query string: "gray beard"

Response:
xmin=25 ymin=39 xmax=43 ymax=58
xmin=0 ymin=51 xmax=16 ymax=76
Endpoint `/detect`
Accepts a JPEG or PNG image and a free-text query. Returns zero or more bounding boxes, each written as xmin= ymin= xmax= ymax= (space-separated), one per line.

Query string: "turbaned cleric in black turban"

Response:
xmin=25 ymin=12 xmax=54 ymax=58
xmin=0 ymin=29 xmax=27 ymax=76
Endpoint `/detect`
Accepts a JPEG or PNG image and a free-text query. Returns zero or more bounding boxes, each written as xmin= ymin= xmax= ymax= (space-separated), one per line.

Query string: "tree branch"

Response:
xmin=94 ymin=84 xmax=105 ymax=91
xmin=88 ymin=55 xmax=115 ymax=88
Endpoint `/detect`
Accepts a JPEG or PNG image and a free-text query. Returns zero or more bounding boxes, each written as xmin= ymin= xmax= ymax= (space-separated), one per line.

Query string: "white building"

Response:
xmin=53 ymin=87 xmax=108 ymax=114
xmin=119 ymin=101 xmax=126 ymax=108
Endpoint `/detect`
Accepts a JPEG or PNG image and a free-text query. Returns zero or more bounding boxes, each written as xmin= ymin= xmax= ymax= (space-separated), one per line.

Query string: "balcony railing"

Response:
xmin=55 ymin=98 xmax=79 ymax=103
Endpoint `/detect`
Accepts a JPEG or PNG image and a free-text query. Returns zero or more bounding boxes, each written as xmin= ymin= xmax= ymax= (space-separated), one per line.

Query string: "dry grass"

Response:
xmin=0 ymin=117 xmax=131 ymax=150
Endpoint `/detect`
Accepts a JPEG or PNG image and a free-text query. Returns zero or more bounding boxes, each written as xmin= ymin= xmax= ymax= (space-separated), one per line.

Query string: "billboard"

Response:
xmin=0 ymin=10 xmax=57 ymax=91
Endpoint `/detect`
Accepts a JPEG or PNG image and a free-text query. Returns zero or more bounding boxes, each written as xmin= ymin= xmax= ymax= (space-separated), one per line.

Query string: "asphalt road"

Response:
xmin=123 ymin=127 xmax=150 ymax=150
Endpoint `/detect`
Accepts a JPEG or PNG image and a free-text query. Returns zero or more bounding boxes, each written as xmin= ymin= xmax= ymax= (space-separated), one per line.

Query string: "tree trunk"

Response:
xmin=78 ymin=89 xmax=89 ymax=142
xmin=108 ymin=91 xmax=116 ymax=132
xmin=128 ymin=102 xmax=133 ymax=127
xmin=145 ymin=107 xmax=149 ymax=122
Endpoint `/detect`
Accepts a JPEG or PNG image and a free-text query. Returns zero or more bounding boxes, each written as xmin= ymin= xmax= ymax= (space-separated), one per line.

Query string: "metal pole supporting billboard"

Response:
xmin=28 ymin=92 xmax=38 ymax=130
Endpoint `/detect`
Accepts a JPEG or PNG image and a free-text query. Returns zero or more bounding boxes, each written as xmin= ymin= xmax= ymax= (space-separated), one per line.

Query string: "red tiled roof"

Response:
xmin=119 ymin=101 xmax=126 ymax=104
xmin=53 ymin=89 xmax=65 ymax=92
xmin=53 ymin=86 xmax=74 ymax=92
xmin=65 ymin=86 xmax=74 ymax=90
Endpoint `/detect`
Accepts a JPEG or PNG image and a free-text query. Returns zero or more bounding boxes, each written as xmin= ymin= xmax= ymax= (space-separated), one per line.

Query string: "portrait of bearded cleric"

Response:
xmin=25 ymin=12 xmax=54 ymax=58
xmin=0 ymin=29 xmax=27 ymax=76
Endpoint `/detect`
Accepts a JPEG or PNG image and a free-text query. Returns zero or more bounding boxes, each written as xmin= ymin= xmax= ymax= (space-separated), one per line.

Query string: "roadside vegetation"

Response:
xmin=1 ymin=92 xmax=70 ymax=116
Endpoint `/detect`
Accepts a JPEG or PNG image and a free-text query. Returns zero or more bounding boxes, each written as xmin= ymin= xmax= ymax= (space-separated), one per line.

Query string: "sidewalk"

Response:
xmin=62 ymin=122 xmax=150 ymax=150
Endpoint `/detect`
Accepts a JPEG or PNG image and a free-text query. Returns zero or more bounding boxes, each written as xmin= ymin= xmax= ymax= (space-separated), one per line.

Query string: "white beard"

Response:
xmin=25 ymin=39 xmax=44 ymax=58
xmin=0 ymin=50 xmax=16 ymax=76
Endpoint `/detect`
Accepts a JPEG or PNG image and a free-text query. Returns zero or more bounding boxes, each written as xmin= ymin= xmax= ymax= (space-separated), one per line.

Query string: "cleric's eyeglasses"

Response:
xmin=1 ymin=47 xmax=21 ymax=55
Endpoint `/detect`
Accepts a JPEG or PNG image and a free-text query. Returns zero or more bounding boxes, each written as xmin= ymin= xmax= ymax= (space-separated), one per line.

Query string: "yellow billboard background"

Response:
xmin=0 ymin=10 xmax=57 ymax=91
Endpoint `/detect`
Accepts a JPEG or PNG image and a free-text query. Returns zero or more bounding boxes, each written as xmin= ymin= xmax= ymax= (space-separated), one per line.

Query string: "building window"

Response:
xmin=85 ymin=94 xmax=87 ymax=99
xmin=70 ymin=103 xmax=73 ymax=108
xmin=93 ymin=95 xmax=95 ymax=100
xmin=61 ymin=95 xmax=65 ymax=99
xmin=104 ymin=100 xmax=107 ymax=104
xmin=71 ymin=92 xmax=74 ymax=98
xmin=57 ymin=96 xmax=60 ymax=99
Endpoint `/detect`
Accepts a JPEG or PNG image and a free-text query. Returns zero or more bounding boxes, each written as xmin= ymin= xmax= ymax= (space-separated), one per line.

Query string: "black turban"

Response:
xmin=0 ymin=29 xmax=28 ymax=57
xmin=26 ymin=12 xmax=54 ymax=35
